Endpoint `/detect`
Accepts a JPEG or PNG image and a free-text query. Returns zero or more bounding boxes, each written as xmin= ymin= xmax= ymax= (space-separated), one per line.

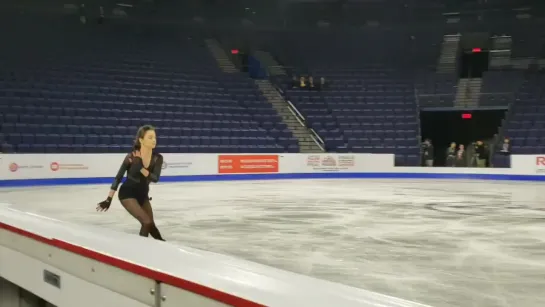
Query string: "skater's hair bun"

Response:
xmin=133 ymin=125 xmax=155 ymax=150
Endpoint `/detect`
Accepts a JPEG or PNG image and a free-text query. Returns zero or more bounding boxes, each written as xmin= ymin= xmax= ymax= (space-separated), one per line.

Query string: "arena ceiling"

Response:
xmin=2 ymin=0 xmax=541 ymax=9
xmin=1 ymin=0 xmax=541 ymax=25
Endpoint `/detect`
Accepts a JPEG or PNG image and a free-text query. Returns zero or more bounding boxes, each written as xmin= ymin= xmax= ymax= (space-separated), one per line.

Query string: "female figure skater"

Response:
xmin=96 ymin=125 xmax=165 ymax=241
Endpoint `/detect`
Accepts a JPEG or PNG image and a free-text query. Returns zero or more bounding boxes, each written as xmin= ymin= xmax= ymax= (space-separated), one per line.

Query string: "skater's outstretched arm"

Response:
xmin=109 ymin=153 xmax=132 ymax=197
xmin=97 ymin=153 xmax=131 ymax=212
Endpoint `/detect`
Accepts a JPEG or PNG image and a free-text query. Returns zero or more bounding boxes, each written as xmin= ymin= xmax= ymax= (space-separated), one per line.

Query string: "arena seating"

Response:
xmin=479 ymin=70 xmax=523 ymax=108
xmin=499 ymin=72 xmax=545 ymax=155
xmin=0 ymin=23 xmax=299 ymax=154
xmin=285 ymin=71 xmax=420 ymax=166
xmin=265 ymin=30 xmax=445 ymax=165
xmin=414 ymin=72 xmax=457 ymax=108
xmin=510 ymin=28 xmax=545 ymax=59
xmin=2 ymin=13 xmax=543 ymax=165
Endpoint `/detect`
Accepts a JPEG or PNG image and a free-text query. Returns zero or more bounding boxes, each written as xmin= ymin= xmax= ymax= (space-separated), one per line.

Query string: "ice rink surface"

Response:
xmin=1 ymin=179 xmax=545 ymax=307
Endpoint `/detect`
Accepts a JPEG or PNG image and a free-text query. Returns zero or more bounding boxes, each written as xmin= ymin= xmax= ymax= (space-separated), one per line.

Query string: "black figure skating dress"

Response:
xmin=111 ymin=152 xmax=164 ymax=205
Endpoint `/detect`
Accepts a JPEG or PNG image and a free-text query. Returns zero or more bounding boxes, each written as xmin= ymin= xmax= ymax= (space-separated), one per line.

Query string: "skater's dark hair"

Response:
xmin=133 ymin=125 xmax=155 ymax=151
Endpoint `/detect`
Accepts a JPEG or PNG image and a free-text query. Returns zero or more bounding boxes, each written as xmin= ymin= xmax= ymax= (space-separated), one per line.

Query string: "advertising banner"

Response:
xmin=305 ymin=154 xmax=356 ymax=172
xmin=160 ymin=153 xmax=216 ymax=176
xmin=509 ymin=155 xmax=545 ymax=175
xmin=534 ymin=155 xmax=545 ymax=174
xmin=218 ymin=155 xmax=279 ymax=174
xmin=0 ymin=154 xmax=123 ymax=180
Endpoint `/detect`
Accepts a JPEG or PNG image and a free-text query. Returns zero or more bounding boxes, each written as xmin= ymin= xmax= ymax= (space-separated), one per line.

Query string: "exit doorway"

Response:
xmin=420 ymin=109 xmax=506 ymax=166
xmin=459 ymin=49 xmax=489 ymax=78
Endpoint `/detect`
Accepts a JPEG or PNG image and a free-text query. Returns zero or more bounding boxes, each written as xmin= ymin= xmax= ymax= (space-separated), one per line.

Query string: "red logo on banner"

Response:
xmin=9 ymin=163 xmax=18 ymax=172
xmin=50 ymin=162 xmax=60 ymax=171
xmin=536 ymin=156 xmax=545 ymax=166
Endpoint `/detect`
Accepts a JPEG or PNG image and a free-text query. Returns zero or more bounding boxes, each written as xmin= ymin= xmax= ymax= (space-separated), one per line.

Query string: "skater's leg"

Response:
xmin=120 ymin=198 xmax=153 ymax=237
xmin=142 ymin=199 xmax=165 ymax=241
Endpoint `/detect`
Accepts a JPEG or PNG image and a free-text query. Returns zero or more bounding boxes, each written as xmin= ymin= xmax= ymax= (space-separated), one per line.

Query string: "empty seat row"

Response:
xmin=4 ymin=133 xmax=296 ymax=146
xmin=11 ymin=144 xmax=298 ymax=154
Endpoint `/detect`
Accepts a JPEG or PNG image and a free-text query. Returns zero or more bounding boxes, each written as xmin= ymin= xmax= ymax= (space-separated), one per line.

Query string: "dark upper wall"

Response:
xmin=2 ymin=0 xmax=544 ymax=30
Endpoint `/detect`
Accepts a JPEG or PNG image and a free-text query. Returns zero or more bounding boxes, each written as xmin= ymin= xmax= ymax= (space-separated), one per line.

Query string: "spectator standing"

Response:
xmin=421 ymin=139 xmax=434 ymax=167
xmin=98 ymin=6 xmax=105 ymax=24
xmin=446 ymin=142 xmax=457 ymax=166
xmin=475 ymin=140 xmax=487 ymax=168
xmin=455 ymin=144 xmax=466 ymax=167
xmin=500 ymin=137 xmax=510 ymax=155
xmin=79 ymin=4 xmax=87 ymax=24
xmin=299 ymin=76 xmax=306 ymax=88
xmin=308 ymin=76 xmax=315 ymax=90
xmin=484 ymin=143 xmax=491 ymax=167
xmin=317 ymin=77 xmax=327 ymax=91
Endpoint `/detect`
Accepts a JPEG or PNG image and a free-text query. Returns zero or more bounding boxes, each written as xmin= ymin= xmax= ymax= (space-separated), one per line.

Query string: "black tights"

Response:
xmin=120 ymin=198 xmax=165 ymax=241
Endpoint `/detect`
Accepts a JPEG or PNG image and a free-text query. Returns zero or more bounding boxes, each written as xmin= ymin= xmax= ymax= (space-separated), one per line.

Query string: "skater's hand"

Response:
xmin=96 ymin=197 xmax=112 ymax=212
xmin=140 ymin=168 xmax=150 ymax=177
xmin=129 ymin=151 xmax=141 ymax=163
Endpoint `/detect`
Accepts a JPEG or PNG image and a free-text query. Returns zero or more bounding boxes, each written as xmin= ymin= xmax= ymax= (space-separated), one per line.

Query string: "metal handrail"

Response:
xmin=286 ymin=104 xmax=306 ymax=128
xmin=310 ymin=134 xmax=325 ymax=151
xmin=267 ymin=76 xmax=326 ymax=151
xmin=286 ymin=99 xmax=326 ymax=149
xmin=310 ymin=128 xmax=325 ymax=144
xmin=287 ymin=100 xmax=305 ymax=121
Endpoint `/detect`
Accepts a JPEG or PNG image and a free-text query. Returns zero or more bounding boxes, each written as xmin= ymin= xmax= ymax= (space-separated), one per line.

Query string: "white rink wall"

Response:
xmin=0 ymin=153 xmax=543 ymax=307
xmin=0 ymin=153 xmax=544 ymax=184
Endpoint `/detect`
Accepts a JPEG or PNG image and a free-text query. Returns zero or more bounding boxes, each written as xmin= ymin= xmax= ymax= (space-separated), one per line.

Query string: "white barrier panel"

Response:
xmin=1 ymin=153 xmax=544 ymax=181
xmin=0 ymin=153 xmax=120 ymax=180
xmin=510 ymin=154 xmax=545 ymax=175
xmin=0 ymin=153 xmax=393 ymax=181
xmin=0 ymin=205 xmax=430 ymax=307
xmin=162 ymin=153 xmax=218 ymax=176
xmin=0 ymin=153 xmax=220 ymax=180
xmin=279 ymin=153 xmax=393 ymax=173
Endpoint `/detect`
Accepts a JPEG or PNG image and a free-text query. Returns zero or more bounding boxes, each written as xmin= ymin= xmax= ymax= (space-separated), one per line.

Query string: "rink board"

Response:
xmin=0 ymin=152 xmax=543 ymax=307
xmin=0 ymin=203 xmax=431 ymax=307
xmin=0 ymin=153 xmax=543 ymax=186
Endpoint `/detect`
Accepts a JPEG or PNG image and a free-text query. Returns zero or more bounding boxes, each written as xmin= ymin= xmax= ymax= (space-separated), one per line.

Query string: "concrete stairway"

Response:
xmin=205 ymin=39 xmax=237 ymax=73
xmin=454 ymin=78 xmax=482 ymax=108
xmin=254 ymin=80 xmax=323 ymax=153
xmin=437 ymin=34 xmax=461 ymax=73
xmin=466 ymin=78 xmax=483 ymax=107
xmin=253 ymin=51 xmax=287 ymax=77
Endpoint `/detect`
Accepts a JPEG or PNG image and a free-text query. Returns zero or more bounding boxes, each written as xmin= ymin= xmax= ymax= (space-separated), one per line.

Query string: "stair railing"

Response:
xmin=414 ymin=87 xmax=422 ymax=151
xmin=286 ymin=100 xmax=325 ymax=151
xmin=491 ymin=100 xmax=514 ymax=165
xmin=265 ymin=75 xmax=326 ymax=151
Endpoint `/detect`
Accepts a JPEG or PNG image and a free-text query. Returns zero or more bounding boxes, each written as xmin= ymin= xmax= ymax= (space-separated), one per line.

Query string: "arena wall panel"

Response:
xmin=0 ymin=153 xmax=543 ymax=186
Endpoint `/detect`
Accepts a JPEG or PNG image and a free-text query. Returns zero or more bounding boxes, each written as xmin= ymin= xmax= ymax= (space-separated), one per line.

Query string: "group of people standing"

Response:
xmin=446 ymin=140 xmax=490 ymax=167
xmin=422 ymin=139 xmax=492 ymax=167
xmin=291 ymin=75 xmax=328 ymax=91
xmin=445 ymin=142 xmax=468 ymax=167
